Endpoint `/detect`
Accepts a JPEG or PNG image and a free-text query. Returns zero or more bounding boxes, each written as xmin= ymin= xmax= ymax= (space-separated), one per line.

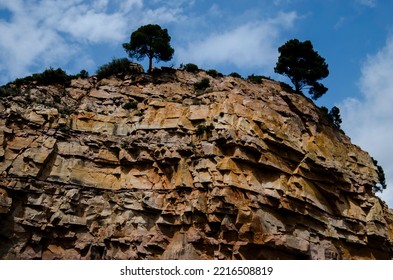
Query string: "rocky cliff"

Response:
xmin=0 ymin=66 xmax=392 ymax=259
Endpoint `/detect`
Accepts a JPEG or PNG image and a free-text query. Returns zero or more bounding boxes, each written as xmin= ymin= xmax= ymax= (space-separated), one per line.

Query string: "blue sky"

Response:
xmin=1 ymin=0 xmax=393 ymax=207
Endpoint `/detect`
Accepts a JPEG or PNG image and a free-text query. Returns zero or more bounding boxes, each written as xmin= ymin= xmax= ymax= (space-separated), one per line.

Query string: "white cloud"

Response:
xmin=150 ymin=0 xmax=195 ymax=9
xmin=57 ymin=8 xmax=127 ymax=43
xmin=142 ymin=7 xmax=185 ymax=25
xmin=0 ymin=0 xmax=186 ymax=83
xmin=94 ymin=0 xmax=109 ymax=11
xmin=357 ymin=0 xmax=377 ymax=7
xmin=24 ymin=0 xmax=134 ymax=43
xmin=340 ymin=36 xmax=393 ymax=207
xmin=208 ymin=4 xmax=222 ymax=16
xmin=176 ymin=11 xmax=298 ymax=71
xmin=0 ymin=3 xmax=74 ymax=80
xmin=273 ymin=0 xmax=292 ymax=5
xmin=117 ymin=0 xmax=143 ymax=13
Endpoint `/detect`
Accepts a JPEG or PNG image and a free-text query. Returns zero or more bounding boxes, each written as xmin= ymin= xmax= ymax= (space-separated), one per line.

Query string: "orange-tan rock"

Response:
xmin=0 ymin=66 xmax=392 ymax=259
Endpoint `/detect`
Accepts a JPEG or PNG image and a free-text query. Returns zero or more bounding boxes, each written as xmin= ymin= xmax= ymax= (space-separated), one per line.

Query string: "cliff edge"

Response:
xmin=0 ymin=67 xmax=392 ymax=259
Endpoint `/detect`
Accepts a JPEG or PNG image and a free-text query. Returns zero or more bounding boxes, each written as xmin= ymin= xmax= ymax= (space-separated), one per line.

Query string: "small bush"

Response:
xmin=196 ymin=125 xmax=205 ymax=136
xmin=0 ymin=86 xmax=19 ymax=97
xmin=12 ymin=67 xmax=72 ymax=86
xmin=247 ymin=74 xmax=262 ymax=84
xmin=123 ymin=101 xmax=138 ymax=110
xmin=320 ymin=106 xmax=329 ymax=116
xmin=229 ymin=72 xmax=242 ymax=78
xmin=96 ymin=58 xmax=131 ymax=80
xmin=36 ymin=67 xmax=70 ymax=85
xmin=247 ymin=75 xmax=262 ymax=84
xmin=372 ymin=157 xmax=387 ymax=193
xmin=12 ymin=76 xmax=32 ymax=87
xmin=53 ymin=95 xmax=61 ymax=103
xmin=205 ymin=123 xmax=214 ymax=132
xmin=329 ymin=106 xmax=342 ymax=128
xmin=58 ymin=123 xmax=70 ymax=132
xmin=196 ymin=123 xmax=214 ymax=136
xmin=247 ymin=74 xmax=273 ymax=84
xmin=321 ymin=106 xmax=342 ymax=129
xmin=194 ymin=78 xmax=210 ymax=91
xmin=59 ymin=106 xmax=75 ymax=116
xmin=78 ymin=69 xmax=89 ymax=78
xmin=206 ymin=69 xmax=223 ymax=78
xmin=0 ymin=87 xmax=6 ymax=97
xmin=183 ymin=63 xmax=200 ymax=73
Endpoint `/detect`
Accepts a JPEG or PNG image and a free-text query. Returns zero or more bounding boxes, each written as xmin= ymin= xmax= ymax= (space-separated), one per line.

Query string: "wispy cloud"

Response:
xmin=340 ymin=36 xmax=393 ymax=207
xmin=273 ymin=0 xmax=292 ymax=5
xmin=357 ymin=0 xmax=377 ymax=7
xmin=176 ymin=11 xmax=298 ymax=72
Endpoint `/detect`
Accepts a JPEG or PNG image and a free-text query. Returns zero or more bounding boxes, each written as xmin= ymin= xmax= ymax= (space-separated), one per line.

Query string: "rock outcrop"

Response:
xmin=0 ymin=67 xmax=392 ymax=259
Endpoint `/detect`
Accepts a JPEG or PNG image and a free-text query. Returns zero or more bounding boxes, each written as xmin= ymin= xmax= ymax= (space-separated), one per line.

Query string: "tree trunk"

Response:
xmin=148 ymin=57 xmax=153 ymax=73
xmin=295 ymin=81 xmax=301 ymax=93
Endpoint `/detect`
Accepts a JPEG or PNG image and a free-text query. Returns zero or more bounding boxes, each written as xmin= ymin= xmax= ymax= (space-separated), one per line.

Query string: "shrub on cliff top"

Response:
xmin=247 ymin=74 xmax=271 ymax=84
xmin=78 ymin=69 xmax=89 ymax=79
xmin=206 ymin=69 xmax=223 ymax=78
xmin=37 ymin=68 xmax=70 ymax=85
xmin=182 ymin=63 xmax=200 ymax=73
xmin=372 ymin=157 xmax=387 ymax=193
xmin=96 ymin=58 xmax=132 ymax=80
xmin=12 ymin=67 xmax=72 ymax=86
xmin=229 ymin=72 xmax=242 ymax=78
xmin=321 ymin=106 xmax=342 ymax=129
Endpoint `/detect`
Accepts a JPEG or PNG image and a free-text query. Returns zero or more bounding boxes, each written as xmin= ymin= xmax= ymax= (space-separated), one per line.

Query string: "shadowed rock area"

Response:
xmin=0 ymin=66 xmax=392 ymax=259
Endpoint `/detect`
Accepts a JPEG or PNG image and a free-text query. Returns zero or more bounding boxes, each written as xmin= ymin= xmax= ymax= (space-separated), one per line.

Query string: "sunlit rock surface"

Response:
xmin=0 ymin=67 xmax=392 ymax=259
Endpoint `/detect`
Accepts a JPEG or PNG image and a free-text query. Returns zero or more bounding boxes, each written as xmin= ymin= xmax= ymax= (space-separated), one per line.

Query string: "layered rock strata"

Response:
xmin=0 ymin=68 xmax=392 ymax=259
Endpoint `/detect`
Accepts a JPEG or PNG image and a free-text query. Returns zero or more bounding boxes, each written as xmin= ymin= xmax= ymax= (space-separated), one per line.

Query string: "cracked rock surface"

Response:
xmin=0 ymin=68 xmax=392 ymax=259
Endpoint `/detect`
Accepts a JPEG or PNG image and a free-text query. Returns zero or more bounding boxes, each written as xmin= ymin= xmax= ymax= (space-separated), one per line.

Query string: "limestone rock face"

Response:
xmin=0 ymin=67 xmax=392 ymax=259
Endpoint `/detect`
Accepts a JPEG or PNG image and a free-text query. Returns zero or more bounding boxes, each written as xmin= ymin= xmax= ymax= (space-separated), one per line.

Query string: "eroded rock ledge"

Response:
xmin=0 ymin=68 xmax=392 ymax=259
